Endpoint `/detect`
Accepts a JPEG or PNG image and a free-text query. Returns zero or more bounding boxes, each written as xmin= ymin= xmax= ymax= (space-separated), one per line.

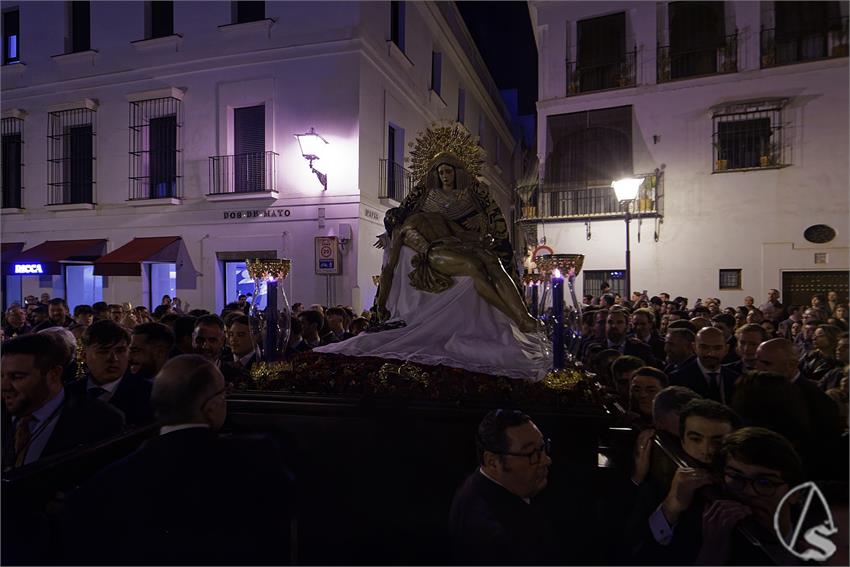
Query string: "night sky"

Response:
xmin=456 ymin=1 xmax=538 ymax=116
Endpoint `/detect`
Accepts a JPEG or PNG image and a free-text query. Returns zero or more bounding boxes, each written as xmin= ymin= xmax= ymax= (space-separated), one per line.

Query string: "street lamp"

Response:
xmin=294 ymin=127 xmax=329 ymax=191
xmin=611 ymin=177 xmax=642 ymax=301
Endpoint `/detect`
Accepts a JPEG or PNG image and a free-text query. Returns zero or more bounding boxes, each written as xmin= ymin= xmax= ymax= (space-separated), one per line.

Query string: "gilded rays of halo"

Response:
xmin=407 ymin=122 xmax=485 ymax=184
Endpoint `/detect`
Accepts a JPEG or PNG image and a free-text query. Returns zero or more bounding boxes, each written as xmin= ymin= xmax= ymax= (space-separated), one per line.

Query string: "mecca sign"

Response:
xmin=315 ymin=236 xmax=340 ymax=275
xmin=14 ymin=263 xmax=44 ymax=274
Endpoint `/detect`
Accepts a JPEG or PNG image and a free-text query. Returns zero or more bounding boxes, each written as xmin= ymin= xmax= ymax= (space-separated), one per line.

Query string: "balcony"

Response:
xmin=518 ymin=175 xmax=661 ymax=222
xmin=566 ymin=48 xmax=637 ymax=95
xmin=208 ymin=151 xmax=278 ymax=201
xmin=761 ymin=17 xmax=848 ymax=68
xmin=657 ymin=33 xmax=737 ymax=82
xmin=379 ymin=159 xmax=413 ymax=203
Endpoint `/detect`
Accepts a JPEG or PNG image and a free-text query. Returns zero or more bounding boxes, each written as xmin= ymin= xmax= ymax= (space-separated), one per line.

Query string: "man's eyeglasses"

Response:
xmin=724 ymin=470 xmax=785 ymax=497
xmin=501 ymin=438 xmax=552 ymax=465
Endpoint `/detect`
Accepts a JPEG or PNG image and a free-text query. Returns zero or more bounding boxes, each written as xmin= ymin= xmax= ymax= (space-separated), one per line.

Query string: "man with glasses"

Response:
xmin=62 ymin=355 xmax=293 ymax=565
xmin=448 ymin=409 xmax=557 ymax=565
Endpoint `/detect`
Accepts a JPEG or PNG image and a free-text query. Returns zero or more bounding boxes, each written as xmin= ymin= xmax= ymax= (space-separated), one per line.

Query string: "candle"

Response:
xmin=552 ymin=269 xmax=565 ymax=369
xmin=530 ymin=282 xmax=539 ymax=318
xmin=265 ymin=279 xmax=280 ymax=361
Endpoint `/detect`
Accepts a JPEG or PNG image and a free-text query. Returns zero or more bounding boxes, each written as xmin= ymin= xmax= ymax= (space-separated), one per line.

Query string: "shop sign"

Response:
xmin=14 ymin=263 xmax=44 ymax=274
xmin=315 ymin=236 xmax=340 ymax=275
xmin=222 ymin=208 xmax=291 ymax=220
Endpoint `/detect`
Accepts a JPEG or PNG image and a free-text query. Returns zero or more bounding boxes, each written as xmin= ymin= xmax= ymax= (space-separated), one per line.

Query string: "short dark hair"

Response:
xmin=2 ymin=333 xmax=66 ymax=373
xmin=326 ymin=307 xmax=346 ymax=318
xmin=73 ymin=304 xmax=93 ymax=317
xmin=152 ymin=305 xmax=170 ymax=320
xmin=48 ymin=297 xmax=68 ymax=309
xmin=289 ymin=315 xmax=302 ymax=336
xmin=107 ymin=303 xmax=124 ymax=311
xmin=668 ymin=319 xmax=698 ymax=333
xmin=679 ymin=399 xmax=741 ymax=439
xmin=298 ymin=309 xmax=323 ymax=328
xmin=133 ymin=322 xmax=175 ymax=350
xmin=719 ymin=427 xmax=804 ymax=486
xmin=188 ymin=309 xmax=210 ymax=318
xmin=666 ymin=327 xmax=696 ymax=343
xmin=736 ymin=323 xmax=768 ymax=341
xmin=711 ymin=313 xmax=735 ymax=329
xmin=227 ymin=314 xmax=259 ymax=335
xmin=150 ymin=354 xmax=220 ymax=424
xmin=83 ymin=319 xmax=131 ymax=349
xmin=653 ymin=386 xmax=701 ymax=422
xmin=611 ymin=355 xmax=644 ymax=380
xmin=632 ymin=307 xmax=656 ymax=325
xmin=475 ymin=409 xmax=532 ymax=465
xmin=173 ymin=316 xmax=198 ymax=341
xmin=195 ymin=314 xmax=224 ymax=331
xmin=633 ymin=366 xmax=668 ymax=388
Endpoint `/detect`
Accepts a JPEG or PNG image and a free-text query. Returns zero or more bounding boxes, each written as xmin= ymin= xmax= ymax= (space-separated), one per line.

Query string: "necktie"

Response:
xmin=707 ymin=372 xmax=721 ymax=402
xmin=88 ymin=387 xmax=108 ymax=400
xmin=14 ymin=416 xmax=34 ymax=467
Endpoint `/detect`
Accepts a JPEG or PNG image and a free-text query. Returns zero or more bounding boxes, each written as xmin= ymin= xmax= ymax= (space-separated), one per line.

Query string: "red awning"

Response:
xmin=93 ymin=236 xmax=182 ymax=276
xmin=13 ymin=239 xmax=107 ymax=275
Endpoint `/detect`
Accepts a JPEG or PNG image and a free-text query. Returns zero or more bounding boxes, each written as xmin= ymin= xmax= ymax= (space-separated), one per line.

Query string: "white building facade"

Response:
xmin=1 ymin=1 xmax=518 ymax=313
xmin=527 ymin=0 xmax=849 ymax=307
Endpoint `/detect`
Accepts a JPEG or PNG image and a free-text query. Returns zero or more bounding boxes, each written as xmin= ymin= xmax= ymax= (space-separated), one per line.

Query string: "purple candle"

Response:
xmin=264 ymin=279 xmax=280 ymax=361
xmin=552 ymin=269 xmax=565 ymax=369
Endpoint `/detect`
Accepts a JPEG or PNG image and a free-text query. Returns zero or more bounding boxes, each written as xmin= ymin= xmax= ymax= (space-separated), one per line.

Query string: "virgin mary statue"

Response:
xmin=315 ymin=124 xmax=550 ymax=380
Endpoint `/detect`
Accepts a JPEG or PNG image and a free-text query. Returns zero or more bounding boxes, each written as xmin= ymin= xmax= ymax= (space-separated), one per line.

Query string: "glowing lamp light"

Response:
xmin=553 ymin=268 xmax=562 ymax=279
xmin=611 ymin=177 xmax=642 ymax=202
xmin=294 ymin=127 xmax=329 ymax=191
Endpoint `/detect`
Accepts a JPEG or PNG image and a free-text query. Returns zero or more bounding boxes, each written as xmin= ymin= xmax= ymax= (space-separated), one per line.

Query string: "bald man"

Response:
xmin=668 ymin=326 xmax=740 ymax=404
xmin=755 ymin=338 xmax=843 ymax=442
xmin=63 ymin=355 xmax=293 ymax=565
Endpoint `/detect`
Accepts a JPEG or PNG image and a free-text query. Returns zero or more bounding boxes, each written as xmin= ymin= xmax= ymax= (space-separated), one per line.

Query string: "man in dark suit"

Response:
xmin=1 ymin=334 xmax=124 ymax=470
xmin=449 ymin=409 xmax=558 ymax=565
xmin=722 ymin=323 xmax=768 ymax=376
xmin=62 ymin=354 xmax=293 ymax=566
xmin=669 ymin=327 xmax=739 ymax=404
xmin=602 ymin=308 xmax=660 ymax=368
xmin=226 ymin=315 xmax=262 ymax=371
xmin=755 ymin=338 xmax=844 ymax=478
xmin=128 ymin=322 xmax=174 ymax=380
xmin=192 ymin=314 xmax=249 ymax=386
xmin=66 ymin=320 xmax=154 ymax=427
xmin=663 ymin=327 xmax=696 ymax=375
xmin=630 ymin=308 xmax=666 ymax=363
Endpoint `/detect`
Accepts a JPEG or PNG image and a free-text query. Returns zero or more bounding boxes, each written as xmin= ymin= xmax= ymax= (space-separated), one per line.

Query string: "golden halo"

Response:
xmin=407 ymin=122 xmax=484 ymax=183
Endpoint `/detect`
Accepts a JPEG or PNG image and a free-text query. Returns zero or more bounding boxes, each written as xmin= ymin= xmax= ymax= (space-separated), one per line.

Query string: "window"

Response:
xmin=149 ymin=263 xmax=176 ymax=309
xmin=431 ymin=51 xmax=442 ymax=95
xmin=659 ymin=1 xmax=735 ymax=81
xmin=234 ymin=105 xmax=265 ymax=192
xmin=147 ymin=1 xmax=173 ymax=39
xmin=68 ymin=1 xmax=90 ymax=53
xmin=573 ymin=12 xmax=633 ymax=92
xmin=457 ymin=88 xmax=466 ymax=124
xmin=719 ymin=269 xmax=742 ymax=290
xmin=712 ymin=101 xmax=785 ymax=171
xmin=129 ymin=96 xmax=183 ymax=199
xmin=584 ymin=270 xmax=626 ymax=299
xmin=763 ymin=1 xmax=846 ymax=67
xmin=390 ymin=0 xmax=405 ymax=51
xmin=386 ymin=123 xmax=406 ymax=201
xmin=233 ymin=1 xmax=264 ymax=24
xmin=1 ymin=117 xmax=23 ymax=209
xmin=544 ymin=106 xmax=632 ymax=216
xmin=48 ymin=107 xmax=96 ymax=205
xmin=3 ymin=8 xmax=19 ymax=64
xmin=224 ymin=260 xmax=257 ymax=307
xmin=64 ymin=265 xmax=103 ymax=311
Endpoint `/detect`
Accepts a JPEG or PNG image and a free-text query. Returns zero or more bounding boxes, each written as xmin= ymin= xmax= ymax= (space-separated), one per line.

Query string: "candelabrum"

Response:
xmin=246 ymin=259 xmax=292 ymax=362
xmin=533 ymin=254 xmax=585 ymax=373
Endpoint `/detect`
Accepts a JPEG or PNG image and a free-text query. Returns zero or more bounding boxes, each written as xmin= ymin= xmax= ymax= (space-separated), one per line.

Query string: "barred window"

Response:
xmin=129 ymin=96 xmax=183 ymax=200
xmin=712 ymin=101 xmax=785 ymax=172
xmin=2 ymin=117 xmax=24 ymax=209
xmin=47 ymin=107 xmax=96 ymax=205
xmin=719 ymin=269 xmax=742 ymax=290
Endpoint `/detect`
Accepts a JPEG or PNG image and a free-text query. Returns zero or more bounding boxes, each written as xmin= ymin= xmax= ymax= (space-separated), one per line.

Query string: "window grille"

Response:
xmin=658 ymin=2 xmax=737 ymax=81
xmin=47 ymin=107 xmax=96 ymax=205
xmin=1 ymin=117 xmax=24 ymax=208
xmin=761 ymin=2 xmax=847 ymax=67
xmin=719 ymin=269 xmax=742 ymax=290
xmin=712 ymin=101 xmax=786 ymax=172
xmin=568 ymin=12 xmax=637 ymax=94
xmin=129 ymin=96 xmax=183 ymax=200
xmin=584 ymin=270 xmax=627 ymax=299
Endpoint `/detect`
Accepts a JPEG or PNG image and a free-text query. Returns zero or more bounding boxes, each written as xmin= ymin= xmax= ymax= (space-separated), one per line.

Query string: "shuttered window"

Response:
xmin=234 ymin=105 xmax=265 ymax=193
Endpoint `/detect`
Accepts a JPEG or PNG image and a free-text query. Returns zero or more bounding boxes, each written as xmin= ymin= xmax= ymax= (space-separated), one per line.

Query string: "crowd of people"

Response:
xmin=1 ymin=287 xmax=848 ymax=565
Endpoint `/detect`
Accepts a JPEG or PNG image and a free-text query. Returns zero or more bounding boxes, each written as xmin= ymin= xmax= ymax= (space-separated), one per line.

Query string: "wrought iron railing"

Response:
xmin=657 ymin=33 xmax=737 ymax=82
xmin=761 ymin=17 xmax=849 ymax=68
xmin=379 ymin=159 xmax=413 ymax=202
xmin=519 ymin=176 xmax=661 ymax=221
xmin=1 ymin=117 xmax=24 ymax=208
xmin=47 ymin=107 xmax=96 ymax=205
xmin=208 ymin=151 xmax=277 ymax=195
xmin=128 ymin=97 xmax=183 ymax=201
xmin=567 ymin=48 xmax=637 ymax=95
